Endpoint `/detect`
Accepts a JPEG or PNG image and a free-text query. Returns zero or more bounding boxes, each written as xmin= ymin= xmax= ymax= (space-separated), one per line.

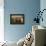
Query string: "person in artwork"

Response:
xmin=15 ymin=17 xmax=22 ymax=24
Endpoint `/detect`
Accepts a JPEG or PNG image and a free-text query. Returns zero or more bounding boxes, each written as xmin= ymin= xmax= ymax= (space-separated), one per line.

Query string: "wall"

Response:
xmin=40 ymin=0 xmax=46 ymax=45
xmin=0 ymin=0 xmax=4 ymax=42
xmin=4 ymin=0 xmax=40 ymax=42
xmin=40 ymin=0 xmax=46 ymax=27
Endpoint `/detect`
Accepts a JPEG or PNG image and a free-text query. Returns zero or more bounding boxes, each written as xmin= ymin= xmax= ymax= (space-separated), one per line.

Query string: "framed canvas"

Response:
xmin=10 ymin=14 xmax=24 ymax=24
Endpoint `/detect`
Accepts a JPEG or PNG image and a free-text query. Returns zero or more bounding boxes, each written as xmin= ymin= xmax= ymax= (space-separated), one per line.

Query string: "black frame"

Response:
xmin=10 ymin=14 xmax=24 ymax=24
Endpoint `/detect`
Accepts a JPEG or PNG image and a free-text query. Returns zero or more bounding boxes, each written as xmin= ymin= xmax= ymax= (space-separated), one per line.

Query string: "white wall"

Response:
xmin=0 ymin=0 xmax=4 ymax=42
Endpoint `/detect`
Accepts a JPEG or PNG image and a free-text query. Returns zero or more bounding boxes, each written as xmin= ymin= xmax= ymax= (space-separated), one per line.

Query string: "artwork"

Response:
xmin=33 ymin=9 xmax=46 ymax=23
xmin=10 ymin=14 xmax=24 ymax=24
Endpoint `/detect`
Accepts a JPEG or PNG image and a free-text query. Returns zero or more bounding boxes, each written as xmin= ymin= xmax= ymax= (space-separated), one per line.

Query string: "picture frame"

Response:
xmin=10 ymin=14 xmax=24 ymax=24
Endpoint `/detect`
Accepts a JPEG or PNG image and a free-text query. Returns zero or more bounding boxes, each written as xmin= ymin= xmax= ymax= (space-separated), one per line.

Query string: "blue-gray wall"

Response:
xmin=4 ymin=0 xmax=40 ymax=42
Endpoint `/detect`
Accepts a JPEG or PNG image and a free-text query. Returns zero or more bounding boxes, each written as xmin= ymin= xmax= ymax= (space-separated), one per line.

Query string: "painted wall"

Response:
xmin=4 ymin=0 xmax=40 ymax=42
